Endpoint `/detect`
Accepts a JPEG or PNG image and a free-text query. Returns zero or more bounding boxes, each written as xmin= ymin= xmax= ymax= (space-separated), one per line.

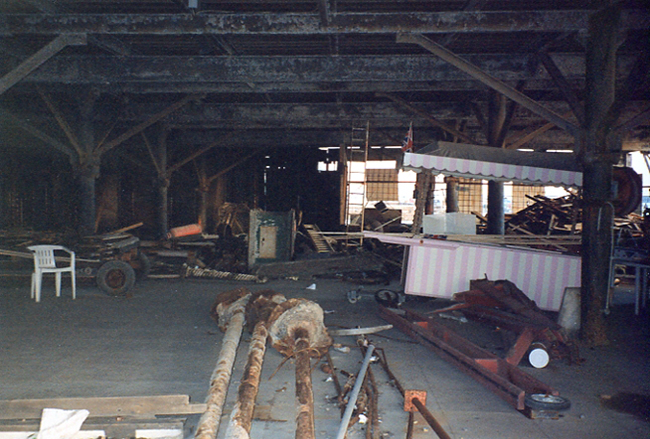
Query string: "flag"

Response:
xmin=401 ymin=123 xmax=413 ymax=153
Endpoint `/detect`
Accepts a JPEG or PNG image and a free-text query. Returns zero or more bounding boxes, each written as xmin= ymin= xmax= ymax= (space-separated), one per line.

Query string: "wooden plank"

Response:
xmin=0 ymin=395 xmax=206 ymax=419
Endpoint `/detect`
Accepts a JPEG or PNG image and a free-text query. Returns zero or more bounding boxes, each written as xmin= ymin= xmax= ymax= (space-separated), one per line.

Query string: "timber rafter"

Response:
xmin=3 ymin=10 xmax=647 ymax=36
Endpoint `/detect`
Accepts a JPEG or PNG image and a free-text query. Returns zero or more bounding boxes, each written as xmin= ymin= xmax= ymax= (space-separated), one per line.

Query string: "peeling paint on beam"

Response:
xmin=2 ymin=10 xmax=647 ymax=36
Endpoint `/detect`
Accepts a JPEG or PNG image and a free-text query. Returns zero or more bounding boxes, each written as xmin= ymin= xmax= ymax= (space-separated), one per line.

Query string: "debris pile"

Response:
xmin=442 ymin=279 xmax=579 ymax=367
xmin=501 ymin=193 xmax=646 ymax=240
xmin=506 ymin=194 xmax=581 ymax=236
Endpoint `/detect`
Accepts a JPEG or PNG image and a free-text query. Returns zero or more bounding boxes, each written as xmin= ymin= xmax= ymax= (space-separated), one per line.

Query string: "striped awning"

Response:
xmin=404 ymin=142 xmax=583 ymax=187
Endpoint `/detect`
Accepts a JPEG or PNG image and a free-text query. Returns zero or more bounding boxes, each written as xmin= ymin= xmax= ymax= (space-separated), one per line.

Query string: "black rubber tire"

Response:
xmin=96 ymin=260 xmax=136 ymax=296
xmin=375 ymin=289 xmax=400 ymax=307
xmin=136 ymin=251 xmax=151 ymax=280
xmin=524 ymin=393 xmax=571 ymax=411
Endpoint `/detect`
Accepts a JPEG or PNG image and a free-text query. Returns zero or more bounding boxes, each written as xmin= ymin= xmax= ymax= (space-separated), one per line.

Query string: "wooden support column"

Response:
xmin=196 ymin=159 xmax=209 ymax=229
xmin=411 ymin=172 xmax=433 ymax=233
xmin=579 ymin=5 xmax=622 ymax=346
xmin=486 ymin=90 xmax=507 ymax=235
xmin=75 ymin=90 xmax=100 ymax=237
xmin=76 ymin=160 xmax=100 ymax=236
xmin=154 ymin=129 xmax=170 ymax=239
xmin=445 ymin=177 xmax=459 ymax=213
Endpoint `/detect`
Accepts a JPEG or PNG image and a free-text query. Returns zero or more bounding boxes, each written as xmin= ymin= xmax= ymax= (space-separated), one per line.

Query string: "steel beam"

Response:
xmin=378 ymin=306 xmax=561 ymax=413
xmin=0 ymin=34 xmax=86 ymax=96
xmin=5 ymin=10 xmax=645 ymax=36
xmin=398 ymin=33 xmax=580 ymax=137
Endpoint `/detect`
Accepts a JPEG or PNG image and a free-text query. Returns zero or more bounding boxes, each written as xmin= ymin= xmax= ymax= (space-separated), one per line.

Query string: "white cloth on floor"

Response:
xmin=37 ymin=408 xmax=90 ymax=439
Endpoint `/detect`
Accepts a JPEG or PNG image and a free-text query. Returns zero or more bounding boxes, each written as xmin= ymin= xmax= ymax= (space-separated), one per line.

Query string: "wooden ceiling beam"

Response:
xmin=2 ymin=10 xmax=647 ymax=36
xmin=376 ymin=92 xmax=479 ymax=144
xmin=36 ymin=86 xmax=83 ymax=156
xmin=399 ymin=33 xmax=580 ymax=137
xmin=538 ymin=51 xmax=585 ymax=125
xmin=0 ymin=34 xmax=86 ymax=96
xmin=15 ymin=54 xmax=597 ymax=84
xmin=0 ymin=108 xmax=75 ymax=157
xmin=98 ymin=93 xmax=205 ymax=154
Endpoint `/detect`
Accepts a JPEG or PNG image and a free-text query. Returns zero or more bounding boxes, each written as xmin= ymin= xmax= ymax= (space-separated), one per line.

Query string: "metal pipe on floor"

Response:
xmin=325 ymin=352 xmax=345 ymax=414
xmin=335 ymin=344 xmax=375 ymax=439
xmin=359 ymin=342 xmax=380 ymax=439
xmin=195 ymin=290 xmax=251 ymax=439
xmin=410 ymin=397 xmax=451 ymax=439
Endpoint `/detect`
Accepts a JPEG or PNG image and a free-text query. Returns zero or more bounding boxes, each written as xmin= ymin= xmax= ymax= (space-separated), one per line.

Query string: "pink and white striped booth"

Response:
xmin=403 ymin=141 xmax=583 ymax=187
xmin=366 ymin=143 xmax=584 ymax=311
xmin=365 ymin=232 xmax=581 ymax=312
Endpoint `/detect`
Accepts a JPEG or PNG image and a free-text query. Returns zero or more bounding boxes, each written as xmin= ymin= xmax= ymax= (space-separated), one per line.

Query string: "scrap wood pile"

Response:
xmin=437 ymin=278 xmax=579 ymax=367
xmin=505 ymin=193 xmax=646 ymax=238
xmin=472 ymin=193 xmax=648 ymax=254
xmin=506 ymin=194 xmax=581 ymax=236
xmin=141 ymin=234 xmax=250 ymax=279
xmin=0 ymin=227 xmax=141 ymax=268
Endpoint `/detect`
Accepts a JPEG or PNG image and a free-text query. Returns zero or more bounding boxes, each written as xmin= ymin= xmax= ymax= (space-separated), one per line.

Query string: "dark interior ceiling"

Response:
xmin=1 ymin=1 xmax=649 ymax=161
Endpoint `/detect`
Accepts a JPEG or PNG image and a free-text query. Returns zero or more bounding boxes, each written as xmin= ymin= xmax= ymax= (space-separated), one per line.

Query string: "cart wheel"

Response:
xmin=375 ymin=289 xmax=400 ymax=307
xmin=96 ymin=260 xmax=136 ymax=296
xmin=524 ymin=394 xmax=571 ymax=411
xmin=136 ymin=251 xmax=151 ymax=280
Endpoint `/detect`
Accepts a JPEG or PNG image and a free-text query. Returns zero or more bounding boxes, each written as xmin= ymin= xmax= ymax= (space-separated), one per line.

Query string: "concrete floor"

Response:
xmin=0 ymin=274 xmax=648 ymax=439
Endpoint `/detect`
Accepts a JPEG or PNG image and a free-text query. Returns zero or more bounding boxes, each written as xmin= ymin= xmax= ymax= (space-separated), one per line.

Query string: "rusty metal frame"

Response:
xmin=378 ymin=306 xmax=560 ymax=413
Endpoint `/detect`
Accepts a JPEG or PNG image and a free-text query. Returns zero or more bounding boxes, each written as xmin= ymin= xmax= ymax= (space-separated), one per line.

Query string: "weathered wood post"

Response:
xmin=224 ymin=291 xmax=287 ymax=439
xmin=579 ymin=4 xmax=622 ymax=346
xmin=486 ymin=90 xmax=507 ymax=235
xmin=196 ymin=288 xmax=251 ymax=439
xmin=267 ymin=298 xmax=332 ymax=439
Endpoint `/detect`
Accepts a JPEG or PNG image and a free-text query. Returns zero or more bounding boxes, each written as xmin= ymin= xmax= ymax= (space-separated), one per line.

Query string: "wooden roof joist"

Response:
xmin=4 ymin=10 xmax=647 ymax=36
xmin=10 ymin=54 xmax=602 ymax=85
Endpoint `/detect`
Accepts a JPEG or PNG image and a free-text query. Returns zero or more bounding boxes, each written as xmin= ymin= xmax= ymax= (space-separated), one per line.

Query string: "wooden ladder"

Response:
xmin=304 ymin=224 xmax=334 ymax=253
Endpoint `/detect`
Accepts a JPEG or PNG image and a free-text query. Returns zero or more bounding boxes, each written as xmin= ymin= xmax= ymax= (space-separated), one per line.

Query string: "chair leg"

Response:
xmin=30 ymin=273 xmax=35 ymax=300
xmin=71 ymin=272 xmax=76 ymax=300
xmin=34 ymin=272 xmax=42 ymax=303
xmin=55 ymin=273 xmax=62 ymax=298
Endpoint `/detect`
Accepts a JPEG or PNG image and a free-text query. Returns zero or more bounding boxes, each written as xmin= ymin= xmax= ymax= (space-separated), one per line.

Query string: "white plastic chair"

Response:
xmin=27 ymin=245 xmax=76 ymax=302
